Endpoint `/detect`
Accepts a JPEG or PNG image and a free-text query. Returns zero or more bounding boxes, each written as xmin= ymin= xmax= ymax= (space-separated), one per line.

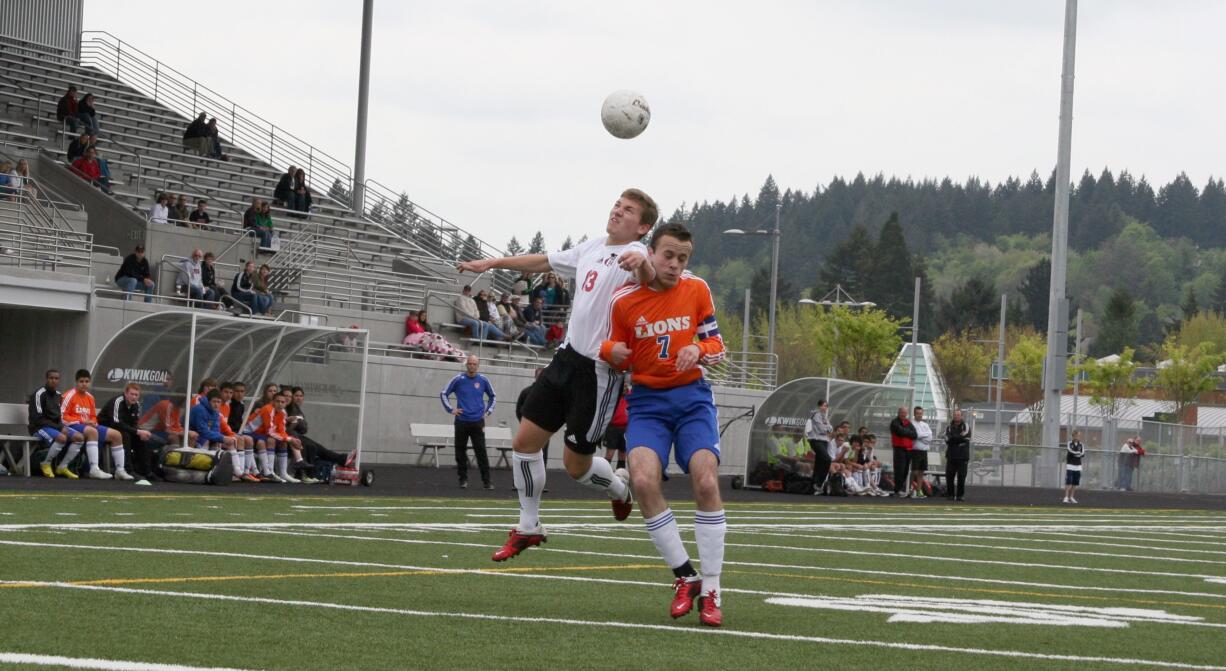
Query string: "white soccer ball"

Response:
xmin=600 ymin=90 xmax=651 ymax=139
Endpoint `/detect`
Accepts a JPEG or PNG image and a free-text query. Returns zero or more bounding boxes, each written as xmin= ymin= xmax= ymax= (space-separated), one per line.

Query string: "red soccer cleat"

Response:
xmin=611 ymin=468 xmax=633 ymax=521
xmin=671 ymin=577 xmax=702 ymax=618
xmin=698 ymin=590 xmax=722 ymax=627
xmin=491 ymin=528 xmax=546 ymax=562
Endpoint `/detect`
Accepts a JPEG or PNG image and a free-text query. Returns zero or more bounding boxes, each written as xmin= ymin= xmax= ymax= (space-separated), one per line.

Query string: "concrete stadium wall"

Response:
xmin=0 ymin=306 xmax=90 ymax=403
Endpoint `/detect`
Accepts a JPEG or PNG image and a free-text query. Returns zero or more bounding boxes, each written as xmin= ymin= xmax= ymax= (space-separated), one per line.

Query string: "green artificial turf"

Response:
xmin=1 ymin=493 xmax=1224 ymax=670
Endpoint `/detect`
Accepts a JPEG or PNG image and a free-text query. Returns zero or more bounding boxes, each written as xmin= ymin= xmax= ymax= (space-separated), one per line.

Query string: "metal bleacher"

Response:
xmin=0 ymin=31 xmax=517 ymax=317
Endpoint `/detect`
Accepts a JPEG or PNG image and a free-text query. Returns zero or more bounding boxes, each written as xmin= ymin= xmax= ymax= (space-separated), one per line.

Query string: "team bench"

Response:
xmin=0 ymin=402 xmax=40 ymax=477
xmin=409 ymin=423 xmax=515 ymax=469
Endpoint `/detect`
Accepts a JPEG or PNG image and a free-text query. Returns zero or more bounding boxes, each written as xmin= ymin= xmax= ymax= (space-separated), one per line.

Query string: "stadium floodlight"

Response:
xmin=723 ymin=204 xmax=781 ymax=356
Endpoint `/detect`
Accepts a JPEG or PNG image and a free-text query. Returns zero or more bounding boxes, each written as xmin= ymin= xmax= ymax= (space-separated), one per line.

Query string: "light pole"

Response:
xmin=724 ymin=202 xmax=781 ymax=356
xmin=799 ymin=285 xmax=876 ymax=378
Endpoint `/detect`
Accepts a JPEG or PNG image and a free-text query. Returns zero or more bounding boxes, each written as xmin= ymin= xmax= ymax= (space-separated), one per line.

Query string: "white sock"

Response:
xmin=85 ymin=441 xmax=99 ymax=468
xmin=256 ymin=450 xmax=268 ymax=474
xmin=275 ymin=451 xmax=288 ymax=477
xmin=111 ymin=445 xmax=126 ymax=472
xmin=643 ymin=509 xmax=690 ymax=570
xmin=43 ymin=441 xmax=64 ymax=465
xmin=245 ymin=449 xmax=256 ymax=474
xmin=60 ymin=442 xmax=81 ymax=467
xmin=576 ymin=456 xmax=627 ymax=500
xmin=229 ymin=449 xmax=242 ymax=474
xmin=512 ymin=451 xmax=546 ymax=532
xmin=694 ymin=509 xmax=726 ymax=598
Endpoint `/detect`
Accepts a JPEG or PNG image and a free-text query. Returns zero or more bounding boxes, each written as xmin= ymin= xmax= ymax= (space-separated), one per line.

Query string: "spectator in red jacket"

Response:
xmin=56 ymin=85 xmax=79 ymax=131
xmin=888 ymin=406 xmax=916 ymax=497
xmin=70 ymin=147 xmax=111 ymax=194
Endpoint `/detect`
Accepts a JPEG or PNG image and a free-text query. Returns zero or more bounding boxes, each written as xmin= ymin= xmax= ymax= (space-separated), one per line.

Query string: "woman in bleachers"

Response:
xmin=13 ymin=159 xmax=35 ymax=197
xmin=231 ymin=260 xmax=272 ymax=315
xmin=76 ymin=93 xmax=100 ymax=135
xmin=149 ymin=193 xmax=170 ymax=225
xmin=256 ymin=264 xmax=275 ymax=313
xmin=254 ymin=202 xmax=276 ymax=249
xmin=403 ymin=310 xmax=465 ymax=361
xmin=289 ymin=168 xmax=312 ymax=219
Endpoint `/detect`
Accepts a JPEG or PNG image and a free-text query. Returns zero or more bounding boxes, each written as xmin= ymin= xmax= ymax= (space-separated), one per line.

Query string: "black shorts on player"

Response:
xmin=519 ymin=345 xmax=623 ymax=454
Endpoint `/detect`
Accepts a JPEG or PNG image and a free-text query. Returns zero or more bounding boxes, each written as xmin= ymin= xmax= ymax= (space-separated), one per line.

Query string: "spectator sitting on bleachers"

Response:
xmin=148 ymin=192 xmax=169 ymax=224
xmin=70 ymin=146 xmax=111 ymax=194
xmin=243 ymin=197 xmax=260 ymax=233
xmin=205 ymin=118 xmax=228 ymax=161
xmin=188 ymin=199 xmax=211 ymax=228
xmin=496 ymin=292 xmax=521 ymax=339
xmin=530 ymin=272 xmax=557 ymax=304
xmin=255 ymin=202 xmax=276 ymax=250
xmin=12 ymin=159 xmax=34 ymax=197
xmin=77 ymin=93 xmax=100 ymax=135
xmin=519 ymin=296 xmax=547 ymax=346
xmin=289 ymin=168 xmax=311 ymax=218
xmin=475 ymin=289 xmax=511 ymax=341
xmin=115 ymin=244 xmax=156 ymax=302
xmin=545 ymin=320 xmax=565 ymax=349
xmin=183 ymin=113 xmax=211 ymax=156
xmin=555 ymin=278 xmax=571 ymax=306
xmin=513 ymin=273 xmax=530 ymax=296
xmin=169 ymin=194 xmax=190 ymax=223
xmin=0 ymin=161 xmax=13 ymax=200
xmin=202 ymin=252 xmax=230 ymax=310
xmin=66 ymin=130 xmax=92 ymax=162
xmin=454 ymin=285 xmax=501 ymax=340
xmin=273 ymin=166 xmax=295 ymax=206
xmin=56 ymin=85 xmax=79 ymax=131
xmin=177 ymin=248 xmax=219 ymax=305
xmin=404 ymin=309 xmax=466 ymax=360
xmin=231 ymin=260 xmax=271 ymax=314
xmin=257 ymin=264 xmax=275 ymax=311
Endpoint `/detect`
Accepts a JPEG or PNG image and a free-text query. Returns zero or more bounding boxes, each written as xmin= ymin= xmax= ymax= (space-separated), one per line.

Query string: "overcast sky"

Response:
xmin=84 ymin=1 xmax=1225 ymax=251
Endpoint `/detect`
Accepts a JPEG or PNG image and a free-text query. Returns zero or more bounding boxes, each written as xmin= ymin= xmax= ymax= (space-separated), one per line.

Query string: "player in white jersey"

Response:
xmin=458 ymin=188 xmax=658 ymax=561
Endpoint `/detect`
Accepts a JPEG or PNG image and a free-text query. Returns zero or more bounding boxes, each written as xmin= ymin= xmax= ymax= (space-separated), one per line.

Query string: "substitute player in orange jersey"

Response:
xmin=599 ymin=222 xmax=727 ymax=627
xmin=61 ymin=368 xmax=130 ymax=480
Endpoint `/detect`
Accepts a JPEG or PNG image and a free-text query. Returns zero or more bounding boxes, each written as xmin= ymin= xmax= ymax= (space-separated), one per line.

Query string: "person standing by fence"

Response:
xmin=1064 ymin=430 xmax=1085 ymax=504
xmin=944 ymin=408 xmax=970 ymax=501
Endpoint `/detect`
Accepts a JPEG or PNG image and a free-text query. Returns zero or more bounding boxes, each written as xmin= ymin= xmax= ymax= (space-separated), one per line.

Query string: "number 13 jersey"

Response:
xmin=548 ymin=236 xmax=649 ymax=360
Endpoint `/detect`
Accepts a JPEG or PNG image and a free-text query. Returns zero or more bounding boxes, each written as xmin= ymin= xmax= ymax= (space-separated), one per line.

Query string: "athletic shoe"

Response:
xmin=114 ymin=469 xmax=134 ymax=481
xmin=612 ymin=468 xmax=633 ymax=521
xmin=301 ymin=476 xmax=320 ymax=484
xmin=242 ymin=473 xmax=261 ymax=483
xmin=40 ymin=463 xmax=54 ymax=478
xmin=258 ymin=473 xmax=276 ymax=482
xmin=269 ymin=473 xmax=286 ymax=483
xmin=134 ymin=479 xmax=152 ymax=487
xmin=491 ymin=528 xmax=546 ymax=562
xmin=483 ymin=482 xmax=495 ymax=490
xmin=281 ymin=473 xmax=301 ymax=484
xmin=1069 ymin=497 xmax=1078 ymax=504
xmin=698 ymin=590 xmax=723 ymax=627
xmin=54 ymin=466 xmax=79 ymax=480
xmin=459 ymin=480 xmax=469 ymax=489
xmin=88 ymin=467 xmax=113 ymax=480
xmin=1062 ymin=497 xmax=1069 ymax=503
xmin=671 ymin=577 xmax=702 ymax=618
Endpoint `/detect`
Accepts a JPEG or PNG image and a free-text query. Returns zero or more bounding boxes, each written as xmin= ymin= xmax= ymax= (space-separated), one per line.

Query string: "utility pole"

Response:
xmin=1041 ymin=0 xmax=1079 ymax=458
xmin=906 ymin=276 xmax=921 ymax=394
xmin=352 ymin=0 xmax=374 ymax=212
xmin=994 ymin=294 xmax=1006 ymax=458
xmin=741 ymin=288 xmax=751 ymax=385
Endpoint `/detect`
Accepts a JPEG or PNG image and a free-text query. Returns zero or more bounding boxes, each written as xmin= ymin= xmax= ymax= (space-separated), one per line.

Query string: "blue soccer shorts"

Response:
xmin=35 ymin=426 xmax=75 ymax=445
xmin=66 ymin=423 xmax=108 ymax=443
xmin=625 ymin=378 xmax=720 ymax=473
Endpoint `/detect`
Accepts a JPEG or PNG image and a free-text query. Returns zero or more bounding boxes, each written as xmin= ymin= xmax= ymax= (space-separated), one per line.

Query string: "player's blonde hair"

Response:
xmin=621 ymin=188 xmax=658 ymax=229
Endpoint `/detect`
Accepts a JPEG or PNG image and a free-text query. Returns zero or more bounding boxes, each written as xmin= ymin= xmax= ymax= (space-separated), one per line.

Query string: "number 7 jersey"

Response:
xmin=599 ymin=272 xmax=725 ymax=389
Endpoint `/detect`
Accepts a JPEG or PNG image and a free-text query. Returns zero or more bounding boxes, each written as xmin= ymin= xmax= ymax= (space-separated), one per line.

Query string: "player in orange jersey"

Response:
xmin=242 ymin=389 xmax=303 ymax=483
xmin=61 ymin=368 xmax=130 ymax=480
xmin=599 ymin=222 xmax=727 ymax=628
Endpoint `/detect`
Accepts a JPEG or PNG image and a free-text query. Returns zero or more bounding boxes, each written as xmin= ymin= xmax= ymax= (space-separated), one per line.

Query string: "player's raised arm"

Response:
xmin=617 ymin=246 xmax=656 ymax=285
xmin=457 ymin=254 xmax=552 ymax=275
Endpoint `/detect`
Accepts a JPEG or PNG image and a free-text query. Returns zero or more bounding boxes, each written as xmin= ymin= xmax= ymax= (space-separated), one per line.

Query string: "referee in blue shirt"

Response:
xmin=440 ymin=354 xmax=497 ymax=489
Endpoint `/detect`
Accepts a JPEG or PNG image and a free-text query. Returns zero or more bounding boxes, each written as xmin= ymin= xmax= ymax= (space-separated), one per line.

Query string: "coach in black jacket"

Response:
xmin=99 ymin=383 xmax=164 ymax=482
xmin=943 ymin=408 xmax=971 ymax=501
xmin=286 ymin=387 xmax=348 ymax=480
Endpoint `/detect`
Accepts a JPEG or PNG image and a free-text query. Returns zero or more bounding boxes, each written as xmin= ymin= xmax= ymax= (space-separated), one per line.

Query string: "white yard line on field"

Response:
xmin=10 ymin=582 xmax=1226 ymax=671
xmin=0 ymin=652 xmax=254 ymax=671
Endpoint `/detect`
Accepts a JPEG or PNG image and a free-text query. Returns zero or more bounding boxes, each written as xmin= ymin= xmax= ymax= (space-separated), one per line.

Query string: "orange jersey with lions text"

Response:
xmin=599 ymin=272 xmax=725 ymax=389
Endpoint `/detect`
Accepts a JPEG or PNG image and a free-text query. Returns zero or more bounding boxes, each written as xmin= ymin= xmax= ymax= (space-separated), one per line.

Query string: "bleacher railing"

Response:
xmin=705 ymin=351 xmax=779 ymax=391
xmin=361 ymin=178 xmax=513 ymax=293
xmin=78 ymin=31 xmax=351 ymax=204
xmin=0 ymin=192 xmax=93 ymax=274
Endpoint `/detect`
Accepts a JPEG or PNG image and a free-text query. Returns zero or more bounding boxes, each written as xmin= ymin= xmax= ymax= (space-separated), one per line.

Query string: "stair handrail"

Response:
xmin=78 ymin=31 xmax=351 ymax=204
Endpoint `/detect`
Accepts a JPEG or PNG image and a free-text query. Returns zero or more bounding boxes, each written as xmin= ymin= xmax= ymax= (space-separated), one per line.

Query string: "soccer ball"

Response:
xmin=600 ymin=90 xmax=651 ymax=139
